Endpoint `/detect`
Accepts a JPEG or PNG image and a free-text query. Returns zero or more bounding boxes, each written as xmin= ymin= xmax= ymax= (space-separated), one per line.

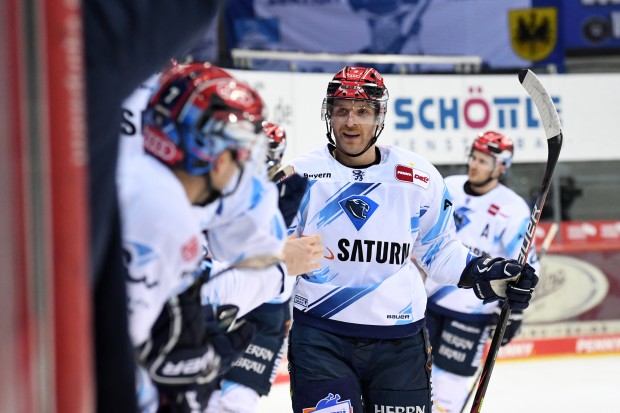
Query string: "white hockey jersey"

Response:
xmin=289 ymin=145 xmax=475 ymax=339
xmin=119 ymin=74 xmax=159 ymax=160
xmin=118 ymin=154 xmax=203 ymax=347
xmin=195 ymin=154 xmax=291 ymax=316
xmin=425 ymin=174 xmax=540 ymax=320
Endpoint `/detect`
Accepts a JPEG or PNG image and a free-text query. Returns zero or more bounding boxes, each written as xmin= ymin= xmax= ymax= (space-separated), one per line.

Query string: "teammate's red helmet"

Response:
xmin=143 ymin=63 xmax=265 ymax=176
xmin=321 ymin=66 xmax=389 ymax=126
xmin=263 ymin=122 xmax=287 ymax=170
xmin=162 ymin=61 xmax=233 ymax=82
xmin=471 ymin=131 xmax=514 ymax=168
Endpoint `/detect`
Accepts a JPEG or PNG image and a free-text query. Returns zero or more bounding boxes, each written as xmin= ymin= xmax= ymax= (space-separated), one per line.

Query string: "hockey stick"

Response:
xmin=469 ymin=69 xmax=563 ymax=413
xmin=460 ymin=222 xmax=559 ymax=412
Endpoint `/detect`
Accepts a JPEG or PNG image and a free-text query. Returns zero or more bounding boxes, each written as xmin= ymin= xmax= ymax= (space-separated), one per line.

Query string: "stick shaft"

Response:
xmin=470 ymin=69 xmax=563 ymax=413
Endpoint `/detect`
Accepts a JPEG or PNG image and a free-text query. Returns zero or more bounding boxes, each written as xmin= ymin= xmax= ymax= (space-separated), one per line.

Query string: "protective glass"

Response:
xmin=321 ymin=98 xmax=382 ymax=125
xmin=200 ymin=114 xmax=264 ymax=165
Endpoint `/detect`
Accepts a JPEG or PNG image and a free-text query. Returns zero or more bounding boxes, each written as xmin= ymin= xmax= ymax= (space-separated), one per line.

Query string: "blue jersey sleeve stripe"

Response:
xmin=505 ymin=218 xmax=529 ymax=257
xmin=249 ymin=178 xmax=263 ymax=210
xmin=421 ymin=186 xmax=453 ymax=244
xmin=410 ymin=215 xmax=420 ymax=233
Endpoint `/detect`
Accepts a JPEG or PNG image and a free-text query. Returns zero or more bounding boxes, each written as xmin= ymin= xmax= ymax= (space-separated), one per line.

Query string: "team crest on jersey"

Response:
xmin=339 ymin=195 xmax=378 ymax=231
xmin=453 ymin=206 xmax=472 ymax=232
xmin=303 ymin=393 xmax=353 ymax=413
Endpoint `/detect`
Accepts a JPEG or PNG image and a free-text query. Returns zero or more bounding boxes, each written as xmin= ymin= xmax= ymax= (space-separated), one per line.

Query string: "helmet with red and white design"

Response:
xmin=143 ymin=63 xmax=266 ymax=176
xmin=321 ymin=66 xmax=389 ymax=126
xmin=471 ymin=131 xmax=514 ymax=168
xmin=263 ymin=122 xmax=287 ymax=171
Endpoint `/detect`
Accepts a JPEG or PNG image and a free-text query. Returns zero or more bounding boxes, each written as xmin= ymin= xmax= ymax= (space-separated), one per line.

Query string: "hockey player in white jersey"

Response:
xmin=284 ymin=66 xmax=540 ymax=413
xmin=118 ymin=63 xmax=270 ymax=412
xmin=120 ymin=63 xmax=322 ymax=412
xmin=425 ymin=131 xmax=540 ymax=413
xmin=205 ymin=122 xmax=310 ymax=413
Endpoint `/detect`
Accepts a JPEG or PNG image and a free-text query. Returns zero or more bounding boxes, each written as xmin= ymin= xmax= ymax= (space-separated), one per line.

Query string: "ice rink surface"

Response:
xmin=258 ymin=354 xmax=620 ymax=413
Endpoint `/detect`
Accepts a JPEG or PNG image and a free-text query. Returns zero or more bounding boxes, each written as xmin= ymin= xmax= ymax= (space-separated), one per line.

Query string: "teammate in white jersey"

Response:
xmin=284 ymin=66 xmax=540 ymax=413
xmin=118 ymin=63 xmax=270 ymax=412
xmin=425 ymin=131 xmax=540 ymax=413
xmin=206 ymin=123 xmax=309 ymax=413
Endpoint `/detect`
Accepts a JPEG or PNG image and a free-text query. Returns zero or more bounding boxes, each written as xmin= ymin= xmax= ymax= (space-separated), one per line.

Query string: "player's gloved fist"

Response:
xmin=490 ymin=308 xmax=524 ymax=346
xmin=138 ymin=282 xmax=222 ymax=388
xmin=275 ymin=172 xmax=308 ymax=227
xmin=458 ymin=254 xmax=524 ymax=304
xmin=203 ymin=304 xmax=256 ymax=378
xmin=505 ymin=262 xmax=538 ymax=311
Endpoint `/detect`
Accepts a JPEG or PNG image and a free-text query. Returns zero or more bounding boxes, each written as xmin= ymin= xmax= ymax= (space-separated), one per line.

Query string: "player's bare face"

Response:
xmin=331 ymin=99 xmax=377 ymax=159
xmin=467 ymin=150 xmax=499 ymax=185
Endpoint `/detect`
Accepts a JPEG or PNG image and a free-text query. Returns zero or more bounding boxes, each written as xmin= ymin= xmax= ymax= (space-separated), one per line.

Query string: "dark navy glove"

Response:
xmin=490 ymin=308 xmax=524 ymax=346
xmin=275 ymin=172 xmax=308 ymax=227
xmin=459 ymin=254 xmax=538 ymax=309
xmin=138 ymin=281 xmax=220 ymax=388
xmin=203 ymin=304 xmax=256 ymax=378
xmin=504 ymin=262 xmax=538 ymax=311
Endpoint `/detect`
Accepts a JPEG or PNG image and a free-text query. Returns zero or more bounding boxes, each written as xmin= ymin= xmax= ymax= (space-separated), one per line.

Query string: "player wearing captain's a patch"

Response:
xmin=425 ymin=131 xmax=540 ymax=413
xmin=285 ymin=67 xmax=540 ymax=413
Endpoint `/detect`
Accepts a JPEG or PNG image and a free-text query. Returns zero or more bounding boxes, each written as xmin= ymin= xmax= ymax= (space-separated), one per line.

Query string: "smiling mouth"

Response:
xmin=342 ymin=131 xmax=360 ymax=138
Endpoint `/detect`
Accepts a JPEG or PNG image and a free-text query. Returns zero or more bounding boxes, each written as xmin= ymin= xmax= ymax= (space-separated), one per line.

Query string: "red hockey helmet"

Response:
xmin=263 ymin=122 xmax=287 ymax=170
xmin=471 ymin=131 xmax=514 ymax=168
xmin=321 ymin=66 xmax=389 ymax=126
xmin=143 ymin=63 xmax=266 ymax=176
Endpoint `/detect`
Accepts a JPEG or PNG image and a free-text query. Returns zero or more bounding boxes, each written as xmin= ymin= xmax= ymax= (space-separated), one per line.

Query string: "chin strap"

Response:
xmin=325 ymin=120 xmax=384 ymax=158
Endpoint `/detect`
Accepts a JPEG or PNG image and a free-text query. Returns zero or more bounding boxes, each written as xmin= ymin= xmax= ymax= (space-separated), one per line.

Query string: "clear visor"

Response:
xmin=321 ymin=98 xmax=382 ymax=125
xmin=200 ymin=114 xmax=263 ymax=164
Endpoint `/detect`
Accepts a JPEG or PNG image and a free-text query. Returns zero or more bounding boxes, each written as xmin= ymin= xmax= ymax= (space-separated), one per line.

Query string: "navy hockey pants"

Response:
xmin=288 ymin=323 xmax=432 ymax=413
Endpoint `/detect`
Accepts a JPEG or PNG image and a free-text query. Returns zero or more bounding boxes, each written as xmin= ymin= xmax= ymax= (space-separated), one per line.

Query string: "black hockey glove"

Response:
xmin=490 ymin=308 xmax=524 ymax=346
xmin=276 ymin=173 xmax=308 ymax=227
xmin=203 ymin=303 xmax=256 ymax=377
xmin=459 ymin=254 xmax=538 ymax=311
xmin=505 ymin=262 xmax=538 ymax=311
xmin=137 ymin=281 xmax=220 ymax=389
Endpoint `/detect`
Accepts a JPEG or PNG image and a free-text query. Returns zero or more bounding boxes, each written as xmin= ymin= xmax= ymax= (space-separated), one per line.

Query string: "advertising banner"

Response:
xmin=231 ymin=70 xmax=620 ymax=165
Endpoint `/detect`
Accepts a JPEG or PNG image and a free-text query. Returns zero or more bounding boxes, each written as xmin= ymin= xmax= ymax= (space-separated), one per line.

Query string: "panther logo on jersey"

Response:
xmin=339 ymin=195 xmax=378 ymax=231
xmin=346 ymin=198 xmax=370 ymax=220
xmin=454 ymin=206 xmax=473 ymax=232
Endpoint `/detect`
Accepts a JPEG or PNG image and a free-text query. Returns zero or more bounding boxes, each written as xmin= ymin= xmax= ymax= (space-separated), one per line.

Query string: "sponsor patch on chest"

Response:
xmin=395 ymin=164 xmax=430 ymax=189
